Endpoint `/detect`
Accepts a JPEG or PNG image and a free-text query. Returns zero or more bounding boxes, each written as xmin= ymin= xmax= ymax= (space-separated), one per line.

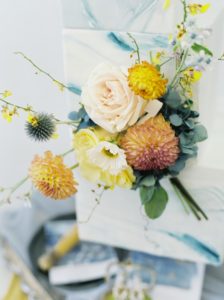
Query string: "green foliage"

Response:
xmin=140 ymin=175 xmax=156 ymax=187
xmin=193 ymin=125 xmax=208 ymax=143
xmin=164 ymin=90 xmax=182 ymax=108
xmin=144 ymin=186 xmax=168 ymax=219
xmin=191 ymin=43 xmax=213 ymax=57
xmin=169 ymin=158 xmax=186 ymax=175
xmin=140 ymin=186 xmax=155 ymax=205
xmin=169 ymin=114 xmax=183 ymax=126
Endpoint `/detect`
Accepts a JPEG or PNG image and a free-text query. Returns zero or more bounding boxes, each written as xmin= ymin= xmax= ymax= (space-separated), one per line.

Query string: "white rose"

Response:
xmin=81 ymin=63 xmax=148 ymax=133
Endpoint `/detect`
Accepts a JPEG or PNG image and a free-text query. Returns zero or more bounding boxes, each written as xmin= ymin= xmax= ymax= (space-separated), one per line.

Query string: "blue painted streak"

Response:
xmin=152 ymin=35 xmax=169 ymax=48
xmin=131 ymin=251 xmax=197 ymax=289
xmin=167 ymin=232 xmax=220 ymax=265
xmin=107 ymin=32 xmax=134 ymax=51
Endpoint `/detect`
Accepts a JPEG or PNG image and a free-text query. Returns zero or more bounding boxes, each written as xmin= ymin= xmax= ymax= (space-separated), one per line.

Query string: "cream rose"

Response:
xmin=81 ymin=63 xmax=148 ymax=133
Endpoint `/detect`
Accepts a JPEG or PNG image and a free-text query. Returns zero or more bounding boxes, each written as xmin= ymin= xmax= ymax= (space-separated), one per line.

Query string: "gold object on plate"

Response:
xmin=38 ymin=224 xmax=79 ymax=271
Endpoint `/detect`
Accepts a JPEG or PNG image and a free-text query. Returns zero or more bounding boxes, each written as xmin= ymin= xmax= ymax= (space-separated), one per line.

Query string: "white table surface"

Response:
xmin=0 ymin=0 xmax=224 ymax=299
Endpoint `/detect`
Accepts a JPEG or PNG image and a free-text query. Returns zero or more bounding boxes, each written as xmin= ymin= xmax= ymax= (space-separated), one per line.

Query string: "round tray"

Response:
xmin=28 ymin=213 xmax=109 ymax=291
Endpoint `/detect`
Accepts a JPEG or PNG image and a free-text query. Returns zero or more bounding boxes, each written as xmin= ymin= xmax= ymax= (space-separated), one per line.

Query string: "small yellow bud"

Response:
xmin=188 ymin=3 xmax=211 ymax=15
xmin=163 ymin=0 xmax=171 ymax=10
xmin=53 ymin=80 xmax=65 ymax=92
xmin=51 ymin=132 xmax=59 ymax=139
xmin=27 ymin=113 xmax=39 ymax=127
xmin=2 ymin=90 xmax=12 ymax=98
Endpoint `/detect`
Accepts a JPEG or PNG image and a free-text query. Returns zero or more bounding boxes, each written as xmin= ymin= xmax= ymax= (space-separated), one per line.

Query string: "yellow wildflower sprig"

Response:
xmin=163 ymin=0 xmax=188 ymax=22
xmin=0 ymin=94 xmax=80 ymax=127
xmin=188 ymin=3 xmax=211 ymax=16
xmin=128 ymin=33 xmax=141 ymax=64
xmin=163 ymin=0 xmax=171 ymax=10
xmin=15 ymin=52 xmax=68 ymax=92
xmin=79 ymin=185 xmax=109 ymax=224
xmin=181 ymin=0 xmax=188 ymax=23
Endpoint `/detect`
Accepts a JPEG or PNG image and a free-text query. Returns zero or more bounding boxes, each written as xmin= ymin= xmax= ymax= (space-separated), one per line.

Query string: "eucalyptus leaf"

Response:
xmin=169 ymin=114 xmax=183 ymax=126
xmin=179 ymin=133 xmax=194 ymax=147
xmin=144 ymin=186 xmax=168 ymax=219
xmin=181 ymin=145 xmax=198 ymax=156
xmin=165 ymin=90 xmax=182 ymax=108
xmin=68 ymin=107 xmax=85 ymax=121
xmin=140 ymin=186 xmax=155 ymax=205
xmin=169 ymin=158 xmax=186 ymax=174
xmin=193 ymin=125 xmax=208 ymax=143
xmin=140 ymin=175 xmax=156 ymax=187
xmin=184 ymin=119 xmax=195 ymax=129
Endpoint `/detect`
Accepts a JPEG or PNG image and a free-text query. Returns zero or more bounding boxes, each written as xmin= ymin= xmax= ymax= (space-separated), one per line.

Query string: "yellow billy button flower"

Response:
xmin=128 ymin=61 xmax=168 ymax=100
xmin=188 ymin=3 xmax=211 ymax=15
xmin=29 ymin=151 xmax=77 ymax=200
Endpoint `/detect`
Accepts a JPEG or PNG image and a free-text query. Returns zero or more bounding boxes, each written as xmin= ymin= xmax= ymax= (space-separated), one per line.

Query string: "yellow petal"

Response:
xmin=163 ymin=0 xmax=171 ymax=10
xmin=53 ymin=80 xmax=65 ymax=92
xmin=2 ymin=90 xmax=12 ymax=98
xmin=51 ymin=132 xmax=59 ymax=139
xmin=200 ymin=3 xmax=211 ymax=13
xmin=2 ymin=112 xmax=12 ymax=123
xmin=193 ymin=70 xmax=202 ymax=82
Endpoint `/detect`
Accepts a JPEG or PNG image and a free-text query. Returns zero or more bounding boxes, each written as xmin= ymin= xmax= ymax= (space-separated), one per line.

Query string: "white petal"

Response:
xmin=138 ymin=99 xmax=163 ymax=125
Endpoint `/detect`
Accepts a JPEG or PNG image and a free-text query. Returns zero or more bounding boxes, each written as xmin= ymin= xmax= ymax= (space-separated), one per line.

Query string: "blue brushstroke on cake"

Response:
xmin=107 ymin=32 xmax=134 ymax=51
xmin=166 ymin=232 xmax=220 ymax=265
xmin=152 ymin=35 xmax=169 ymax=48
xmin=130 ymin=251 xmax=197 ymax=289
xmin=67 ymin=83 xmax=81 ymax=95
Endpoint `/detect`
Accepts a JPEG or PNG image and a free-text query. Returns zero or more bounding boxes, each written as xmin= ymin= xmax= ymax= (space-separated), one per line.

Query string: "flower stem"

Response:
xmin=70 ymin=163 xmax=79 ymax=170
xmin=15 ymin=51 xmax=68 ymax=91
xmin=10 ymin=176 xmax=29 ymax=194
xmin=170 ymin=177 xmax=208 ymax=220
xmin=0 ymin=97 xmax=34 ymax=113
xmin=159 ymin=57 xmax=174 ymax=68
xmin=61 ymin=148 xmax=74 ymax=157
xmin=171 ymin=181 xmax=190 ymax=215
xmin=169 ymin=49 xmax=189 ymax=88
xmin=0 ymin=96 xmax=81 ymax=128
xmin=181 ymin=0 xmax=188 ymax=23
xmin=127 ymin=33 xmax=140 ymax=63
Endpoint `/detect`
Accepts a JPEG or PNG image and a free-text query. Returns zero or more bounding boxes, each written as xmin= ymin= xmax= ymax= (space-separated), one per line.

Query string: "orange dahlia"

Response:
xmin=120 ymin=114 xmax=179 ymax=171
xmin=128 ymin=61 xmax=168 ymax=100
xmin=29 ymin=151 xmax=77 ymax=200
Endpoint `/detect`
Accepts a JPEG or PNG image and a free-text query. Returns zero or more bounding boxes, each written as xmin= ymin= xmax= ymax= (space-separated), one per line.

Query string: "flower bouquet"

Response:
xmin=1 ymin=1 xmax=224 ymax=263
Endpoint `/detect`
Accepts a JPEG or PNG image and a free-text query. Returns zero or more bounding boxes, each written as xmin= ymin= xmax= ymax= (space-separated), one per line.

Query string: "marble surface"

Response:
xmin=63 ymin=27 xmax=224 ymax=267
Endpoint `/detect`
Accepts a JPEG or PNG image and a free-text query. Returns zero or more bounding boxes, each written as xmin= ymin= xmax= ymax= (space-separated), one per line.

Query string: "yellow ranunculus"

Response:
xmin=93 ymin=126 xmax=118 ymax=142
xmin=73 ymin=129 xmax=99 ymax=154
xmin=77 ymin=156 xmax=135 ymax=189
xmin=114 ymin=167 xmax=136 ymax=189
